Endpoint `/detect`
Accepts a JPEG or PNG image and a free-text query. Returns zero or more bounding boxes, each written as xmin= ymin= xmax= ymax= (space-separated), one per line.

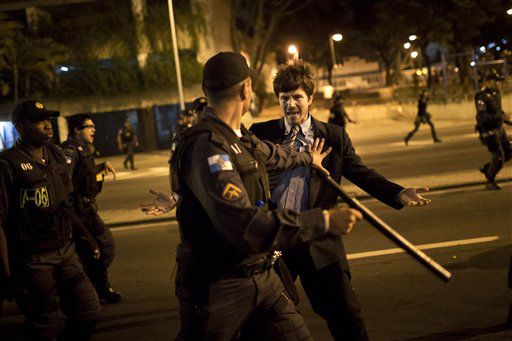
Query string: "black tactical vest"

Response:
xmin=61 ymin=138 xmax=101 ymax=199
xmin=475 ymin=88 xmax=503 ymax=131
xmin=172 ymin=115 xmax=271 ymax=283
xmin=0 ymin=143 xmax=74 ymax=254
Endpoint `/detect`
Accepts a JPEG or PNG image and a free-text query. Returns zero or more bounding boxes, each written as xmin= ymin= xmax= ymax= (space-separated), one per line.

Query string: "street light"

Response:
xmin=409 ymin=35 xmax=418 ymax=41
xmin=403 ymin=42 xmax=411 ymax=49
xmin=328 ymin=33 xmax=343 ymax=85
xmin=329 ymin=33 xmax=343 ymax=67
xmin=287 ymin=44 xmax=299 ymax=62
xmin=507 ymin=8 xmax=512 ymax=15
xmin=332 ymin=33 xmax=343 ymax=42
xmin=411 ymin=51 xmax=419 ymax=59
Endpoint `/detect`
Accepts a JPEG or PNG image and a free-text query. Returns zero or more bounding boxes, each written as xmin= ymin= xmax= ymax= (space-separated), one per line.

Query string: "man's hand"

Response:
xmin=308 ymin=138 xmax=332 ymax=176
xmin=398 ymin=187 xmax=431 ymax=207
xmin=140 ymin=189 xmax=178 ymax=216
xmin=326 ymin=206 xmax=363 ymax=236
xmin=104 ymin=160 xmax=116 ymax=180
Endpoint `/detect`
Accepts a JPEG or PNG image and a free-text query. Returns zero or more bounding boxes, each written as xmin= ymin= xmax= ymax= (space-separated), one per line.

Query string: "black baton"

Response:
xmin=318 ymin=172 xmax=452 ymax=282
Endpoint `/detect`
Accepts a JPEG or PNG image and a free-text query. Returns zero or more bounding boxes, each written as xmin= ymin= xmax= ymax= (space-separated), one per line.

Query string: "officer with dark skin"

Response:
xmin=329 ymin=94 xmax=355 ymax=128
xmin=168 ymin=52 xmax=363 ymax=340
xmin=475 ymin=73 xmax=512 ymax=190
xmin=404 ymin=89 xmax=442 ymax=145
xmin=0 ymin=100 xmax=101 ymax=340
xmin=61 ymin=113 xmax=122 ymax=303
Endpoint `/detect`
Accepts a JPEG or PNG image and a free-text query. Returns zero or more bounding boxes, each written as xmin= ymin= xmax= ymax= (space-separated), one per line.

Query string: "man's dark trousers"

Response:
xmin=284 ymin=243 xmax=367 ymax=341
xmin=480 ymin=129 xmax=512 ymax=182
xmin=251 ymin=116 xmax=405 ymax=341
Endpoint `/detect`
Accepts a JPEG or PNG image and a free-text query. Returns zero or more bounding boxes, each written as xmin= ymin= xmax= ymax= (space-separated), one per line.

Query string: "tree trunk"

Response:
xmin=13 ymin=64 xmax=18 ymax=103
xmin=24 ymin=76 xmax=29 ymax=99
xmin=422 ymin=48 xmax=432 ymax=89
xmin=384 ymin=60 xmax=392 ymax=86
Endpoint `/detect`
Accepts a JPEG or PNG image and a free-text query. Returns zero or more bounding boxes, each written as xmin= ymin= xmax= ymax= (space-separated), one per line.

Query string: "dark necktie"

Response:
xmin=268 ymin=124 xmax=301 ymax=191
xmin=284 ymin=125 xmax=300 ymax=150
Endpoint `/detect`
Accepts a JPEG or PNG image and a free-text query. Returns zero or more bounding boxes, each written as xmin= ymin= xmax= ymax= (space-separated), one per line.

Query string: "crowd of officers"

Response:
xmin=0 ymin=102 xmax=121 ymax=340
xmin=0 ymin=50 xmax=510 ymax=341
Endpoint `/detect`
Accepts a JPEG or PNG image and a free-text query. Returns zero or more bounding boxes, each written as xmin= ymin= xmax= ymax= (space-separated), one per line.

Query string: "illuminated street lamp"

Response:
xmin=409 ymin=35 xmax=418 ymax=41
xmin=403 ymin=42 xmax=411 ymax=49
xmin=287 ymin=44 xmax=299 ymax=62
xmin=332 ymin=33 xmax=343 ymax=42
xmin=411 ymin=51 xmax=419 ymax=59
xmin=507 ymin=8 xmax=512 ymax=15
xmin=329 ymin=33 xmax=343 ymax=67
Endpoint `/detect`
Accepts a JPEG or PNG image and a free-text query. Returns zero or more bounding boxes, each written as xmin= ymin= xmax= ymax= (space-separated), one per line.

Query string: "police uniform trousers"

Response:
xmin=15 ymin=242 xmax=101 ymax=341
xmin=284 ymin=244 xmax=369 ymax=341
xmin=481 ymin=129 xmax=512 ymax=182
xmin=75 ymin=210 xmax=116 ymax=292
xmin=175 ymin=268 xmax=312 ymax=341
xmin=405 ymin=113 xmax=439 ymax=142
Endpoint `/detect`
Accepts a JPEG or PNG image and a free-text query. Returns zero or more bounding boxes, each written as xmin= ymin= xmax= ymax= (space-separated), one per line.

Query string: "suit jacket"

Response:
xmin=250 ymin=116 xmax=404 ymax=270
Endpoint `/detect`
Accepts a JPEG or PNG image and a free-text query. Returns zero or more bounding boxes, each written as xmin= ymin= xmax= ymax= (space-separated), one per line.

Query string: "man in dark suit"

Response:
xmin=250 ymin=61 xmax=432 ymax=341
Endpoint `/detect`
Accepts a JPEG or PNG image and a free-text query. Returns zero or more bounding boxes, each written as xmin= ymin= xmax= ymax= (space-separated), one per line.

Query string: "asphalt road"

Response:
xmin=2 ymin=184 xmax=511 ymax=340
xmin=94 ymin=122 xmax=511 ymax=217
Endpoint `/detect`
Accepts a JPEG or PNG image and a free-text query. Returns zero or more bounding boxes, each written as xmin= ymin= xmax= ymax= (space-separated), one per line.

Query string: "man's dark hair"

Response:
xmin=273 ymin=61 xmax=315 ymax=97
xmin=68 ymin=113 xmax=93 ymax=136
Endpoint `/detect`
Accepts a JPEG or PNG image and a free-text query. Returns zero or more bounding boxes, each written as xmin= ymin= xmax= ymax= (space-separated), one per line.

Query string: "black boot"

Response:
xmin=97 ymin=287 xmax=122 ymax=304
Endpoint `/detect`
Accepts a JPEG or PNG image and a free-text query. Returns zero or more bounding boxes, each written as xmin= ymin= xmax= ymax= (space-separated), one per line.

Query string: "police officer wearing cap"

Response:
xmin=0 ymin=100 xmax=101 ymax=340
xmin=61 ymin=113 xmax=122 ymax=304
xmin=170 ymin=52 xmax=364 ymax=340
xmin=475 ymin=73 xmax=512 ymax=190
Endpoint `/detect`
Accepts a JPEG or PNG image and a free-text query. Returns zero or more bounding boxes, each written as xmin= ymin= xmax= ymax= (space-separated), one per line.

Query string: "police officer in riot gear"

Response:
xmin=475 ymin=73 xmax=512 ymax=190
xmin=62 ymin=113 xmax=122 ymax=303
xmin=170 ymin=52 xmax=363 ymax=340
xmin=0 ymin=100 xmax=101 ymax=340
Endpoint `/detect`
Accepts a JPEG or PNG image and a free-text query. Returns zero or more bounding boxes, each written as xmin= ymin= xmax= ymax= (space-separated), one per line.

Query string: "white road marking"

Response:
xmin=113 ymin=222 xmax=500 ymax=263
xmin=347 ymin=235 xmax=500 ymax=260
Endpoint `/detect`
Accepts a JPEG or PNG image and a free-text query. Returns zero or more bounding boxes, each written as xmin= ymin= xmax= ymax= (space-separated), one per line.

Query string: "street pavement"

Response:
xmin=1 ymin=115 xmax=511 ymax=340
xmin=2 ymin=183 xmax=510 ymax=340
xmin=92 ymin=116 xmax=511 ymax=226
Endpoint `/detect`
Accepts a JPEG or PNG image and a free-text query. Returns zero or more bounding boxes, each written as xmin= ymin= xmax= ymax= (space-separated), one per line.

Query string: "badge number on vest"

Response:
xmin=20 ymin=163 xmax=33 ymax=171
xmin=20 ymin=187 xmax=50 ymax=208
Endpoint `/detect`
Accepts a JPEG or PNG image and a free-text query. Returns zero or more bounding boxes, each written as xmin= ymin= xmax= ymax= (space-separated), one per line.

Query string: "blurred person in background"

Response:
xmin=117 ymin=118 xmax=139 ymax=171
xmin=329 ymin=94 xmax=356 ymax=128
xmin=404 ymin=89 xmax=442 ymax=146
xmin=475 ymin=73 xmax=512 ymax=190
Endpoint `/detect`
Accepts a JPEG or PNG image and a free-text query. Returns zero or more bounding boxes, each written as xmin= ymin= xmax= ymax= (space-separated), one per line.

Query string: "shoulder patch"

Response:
xmin=222 ymin=182 xmax=242 ymax=200
xmin=207 ymin=154 xmax=233 ymax=173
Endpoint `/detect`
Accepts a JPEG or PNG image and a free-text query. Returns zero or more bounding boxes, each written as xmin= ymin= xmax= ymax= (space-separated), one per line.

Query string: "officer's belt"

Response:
xmin=480 ymin=129 xmax=500 ymax=138
xmin=219 ymin=251 xmax=282 ymax=279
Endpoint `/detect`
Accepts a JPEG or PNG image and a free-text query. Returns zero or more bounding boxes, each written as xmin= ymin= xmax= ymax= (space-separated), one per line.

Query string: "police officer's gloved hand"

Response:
xmin=325 ymin=206 xmax=363 ymax=236
xmin=0 ymin=275 xmax=21 ymax=302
